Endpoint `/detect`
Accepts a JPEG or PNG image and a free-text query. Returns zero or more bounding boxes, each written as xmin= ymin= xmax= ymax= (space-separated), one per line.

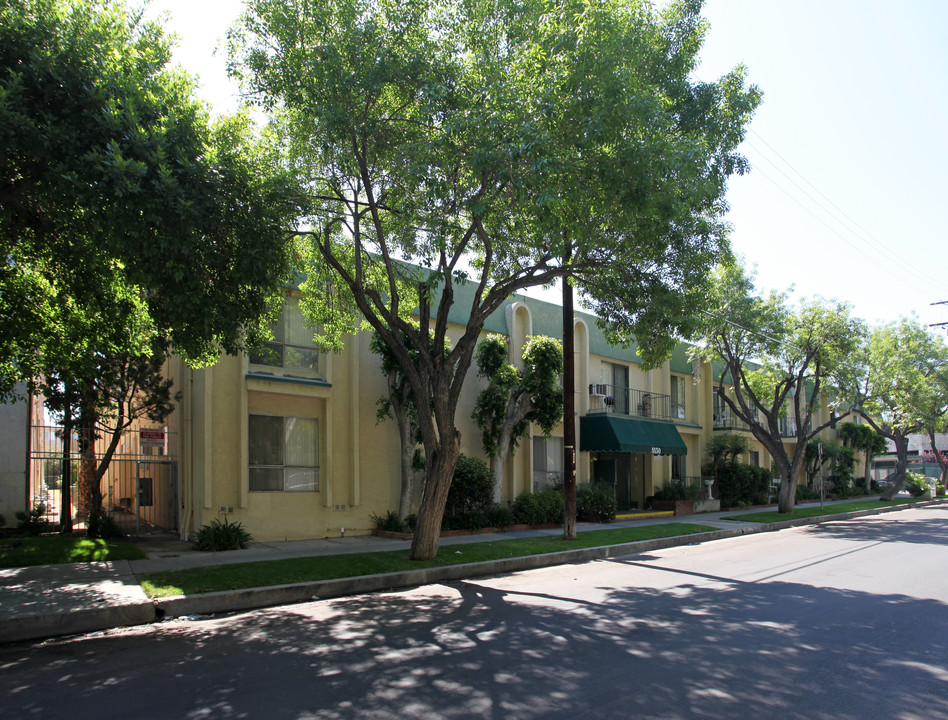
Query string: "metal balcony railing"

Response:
xmin=587 ymin=384 xmax=672 ymax=421
xmin=779 ymin=417 xmax=799 ymax=438
xmin=712 ymin=412 xmax=754 ymax=431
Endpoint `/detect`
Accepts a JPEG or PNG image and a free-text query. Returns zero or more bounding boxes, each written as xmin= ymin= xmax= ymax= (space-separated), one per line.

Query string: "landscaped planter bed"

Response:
xmin=646 ymin=499 xmax=695 ymax=516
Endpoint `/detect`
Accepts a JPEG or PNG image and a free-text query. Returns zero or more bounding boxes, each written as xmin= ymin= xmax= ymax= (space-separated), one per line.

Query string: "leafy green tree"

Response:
xmin=703 ymin=432 xmax=750 ymax=487
xmin=0 ymin=0 xmax=301 ymax=398
xmin=693 ymin=261 xmax=866 ymax=512
xmin=32 ymin=274 xmax=159 ymax=530
xmin=705 ymin=433 xmax=751 ymax=468
xmin=472 ymin=335 xmax=563 ymax=494
xmin=804 ymin=437 xmax=840 ymax=489
xmin=42 ymin=348 xmax=177 ymax=533
xmin=859 ymin=318 xmax=948 ymax=499
xmin=838 ymin=421 xmax=887 ymax=492
xmin=230 ymin=0 xmax=759 ymax=559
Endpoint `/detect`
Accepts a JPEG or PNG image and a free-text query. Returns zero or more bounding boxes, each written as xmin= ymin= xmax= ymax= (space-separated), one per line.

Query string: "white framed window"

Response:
xmin=249 ymin=414 xmax=319 ymax=492
xmin=533 ymin=436 xmax=564 ymax=490
xmin=250 ymin=296 xmax=320 ymax=375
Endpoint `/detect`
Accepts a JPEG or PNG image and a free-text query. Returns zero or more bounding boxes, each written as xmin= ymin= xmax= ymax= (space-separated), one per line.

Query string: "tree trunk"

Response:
xmin=929 ymin=430 xmax=948 ymax=490
xmin=776 ymin=446 xmax=806 ymax=513
xmin=491 ymin=453 xmax=505 ymax=503
xmin=490 ymin=420 xmax=522 ymax=503
xmin=76 ymin=431 xmax=96 ymax=519
xmin=89 ymin=459 xmax=108 ymax=528
xmin=397 ymin=413 xmax=415 ymax=522
xmin=398 ymin=444 xmax=415 ymax=523
xmin=863 ymin=452 xmax=872 ymax=493
xmin=410 ymin=437 xmax=461 ymax=561
xmin=881 ymin=435 xmax=909 ymax=500
xmin=777 ymin=468 xmax=797 ymax=513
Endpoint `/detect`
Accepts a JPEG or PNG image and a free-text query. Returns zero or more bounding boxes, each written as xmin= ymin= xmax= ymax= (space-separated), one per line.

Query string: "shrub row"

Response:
xmin=652 ymin=478 xmax=702 ymax=502
xmin=718 ymin=462 xmax=771 ymax=508
xmin=371 ymin=454 xmax=618 ymax=534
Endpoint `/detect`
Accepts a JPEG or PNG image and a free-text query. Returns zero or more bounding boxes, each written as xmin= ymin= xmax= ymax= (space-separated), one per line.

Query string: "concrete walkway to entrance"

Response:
xmin=0 ymin=498 xmax=932 ymax=645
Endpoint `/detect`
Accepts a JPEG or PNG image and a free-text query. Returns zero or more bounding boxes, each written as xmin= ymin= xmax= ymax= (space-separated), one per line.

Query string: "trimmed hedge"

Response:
xmin=577 ymin=481 xmax=616 ymax=522
xmin=513 ymin=487 xmax=564 ymax=526
xmin=718 ymin=462 xmax=771 ymax=508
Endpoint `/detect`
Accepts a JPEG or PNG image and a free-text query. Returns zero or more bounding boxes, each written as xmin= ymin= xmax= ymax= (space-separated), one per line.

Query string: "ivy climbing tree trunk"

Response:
xmin=473 ymin=334 xmax=562 ymax=503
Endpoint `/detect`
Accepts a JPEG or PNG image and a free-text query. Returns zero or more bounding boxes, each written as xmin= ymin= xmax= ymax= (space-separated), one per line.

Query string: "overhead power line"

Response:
xmin=747 ymin=130 xmax=945 ymax=289
xmin=745 ymin=162 xmax=939 ymax=300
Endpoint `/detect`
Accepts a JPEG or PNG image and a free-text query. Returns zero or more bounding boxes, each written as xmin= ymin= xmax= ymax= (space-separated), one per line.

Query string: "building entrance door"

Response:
xmin=594 ymin=453 xmax=632 ymax=510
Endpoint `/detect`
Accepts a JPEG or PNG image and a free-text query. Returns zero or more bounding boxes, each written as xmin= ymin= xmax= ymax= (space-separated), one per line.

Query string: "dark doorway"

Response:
xmin=594 ymin=453 xmax=633 ymax=510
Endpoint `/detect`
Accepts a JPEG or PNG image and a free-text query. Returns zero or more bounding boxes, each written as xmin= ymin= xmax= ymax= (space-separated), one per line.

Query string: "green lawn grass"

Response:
xmin=139 ymin=522 xmax=717 ymax=598
xmin=725 ymin=498 xmax=921 ymax=524
xmin=0 ymin=535 xmax=146 ymax=567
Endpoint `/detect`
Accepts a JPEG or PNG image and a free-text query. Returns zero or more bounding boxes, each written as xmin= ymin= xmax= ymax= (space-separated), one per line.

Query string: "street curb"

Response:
xmin=0 ymin=602 xmax=156 ymax=644
xmin=4 ymin=500 xmax=938 ymax=644
xmin=153 ymin=499 xmax=944 ymax=620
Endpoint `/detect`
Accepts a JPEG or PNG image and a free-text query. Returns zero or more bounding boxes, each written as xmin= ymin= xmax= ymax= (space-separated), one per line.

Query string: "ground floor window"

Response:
xmin=671 ymin=453 xmax=685 ymax=480
xmin=750 ymin=450 xmax=760 ymax=467
xmin=533 ymin=436 xmax=564 ymax=489
xmin=249 ymin=414 xmax=319 ymax=492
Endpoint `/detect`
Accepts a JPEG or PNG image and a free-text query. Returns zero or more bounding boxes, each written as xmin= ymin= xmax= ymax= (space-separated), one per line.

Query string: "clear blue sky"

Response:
xmin=145 ymin=0 xmax=948 ymax=331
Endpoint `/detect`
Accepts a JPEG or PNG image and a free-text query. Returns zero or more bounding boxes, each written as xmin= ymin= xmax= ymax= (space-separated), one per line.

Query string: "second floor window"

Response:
xmin=670 ymin=375 xmax=686 ymax=420
xmin=250 ymin=297 xmax=320 ymax=375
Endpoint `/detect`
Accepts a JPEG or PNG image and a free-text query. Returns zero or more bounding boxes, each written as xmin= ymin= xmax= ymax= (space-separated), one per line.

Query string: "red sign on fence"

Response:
xmin=140 ymin=428 xmax=166 ymax=448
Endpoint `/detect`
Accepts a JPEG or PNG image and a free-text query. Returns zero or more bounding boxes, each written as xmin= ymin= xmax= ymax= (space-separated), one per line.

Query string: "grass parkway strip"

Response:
xmin=724 ymin=497 xmax=921 ymax=524
xmin=0 ymin=536 xmax=146 ymax=568
xmin=139 ymin=523 xmax=717 ymax=599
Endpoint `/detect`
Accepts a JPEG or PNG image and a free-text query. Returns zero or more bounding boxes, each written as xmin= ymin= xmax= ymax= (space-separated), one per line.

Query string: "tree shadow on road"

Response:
xmin=2 ymin=555 xmax=947 ymax=720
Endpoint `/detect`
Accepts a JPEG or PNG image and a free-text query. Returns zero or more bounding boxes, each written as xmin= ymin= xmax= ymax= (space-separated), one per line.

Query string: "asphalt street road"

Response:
xmin=3 ymin=505 xmax=947 ymax=720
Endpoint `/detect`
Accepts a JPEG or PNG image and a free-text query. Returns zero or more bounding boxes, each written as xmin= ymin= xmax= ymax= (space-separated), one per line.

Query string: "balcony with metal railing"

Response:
xmin=587 ymin=384 xmax=673 ymax=421
xmin=712 ymin=411 xmax=806 ymax=439
xmin=779 ymin=417 xmax=809 ymax=438
xmin=712 ymin=411 xmax=754 ymax=432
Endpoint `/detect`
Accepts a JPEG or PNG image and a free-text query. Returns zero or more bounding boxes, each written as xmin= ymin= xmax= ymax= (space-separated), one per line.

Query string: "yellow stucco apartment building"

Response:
xmin=17 ymin=285 xmax=836 ymax=541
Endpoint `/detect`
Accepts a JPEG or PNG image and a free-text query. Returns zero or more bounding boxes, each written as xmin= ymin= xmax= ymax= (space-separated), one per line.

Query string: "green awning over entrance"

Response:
xmin=580 ymin=415 xmax=687 ymax=455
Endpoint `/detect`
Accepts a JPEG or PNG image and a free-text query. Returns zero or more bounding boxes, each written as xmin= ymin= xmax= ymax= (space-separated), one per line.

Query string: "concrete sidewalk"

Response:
xmin=0 ymin=499 xmax=932 ymax=645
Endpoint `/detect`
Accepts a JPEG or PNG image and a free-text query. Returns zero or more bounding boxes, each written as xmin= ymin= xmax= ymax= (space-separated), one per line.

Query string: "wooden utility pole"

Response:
xmin=562 ymin=242 xmax=577 ymax=540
